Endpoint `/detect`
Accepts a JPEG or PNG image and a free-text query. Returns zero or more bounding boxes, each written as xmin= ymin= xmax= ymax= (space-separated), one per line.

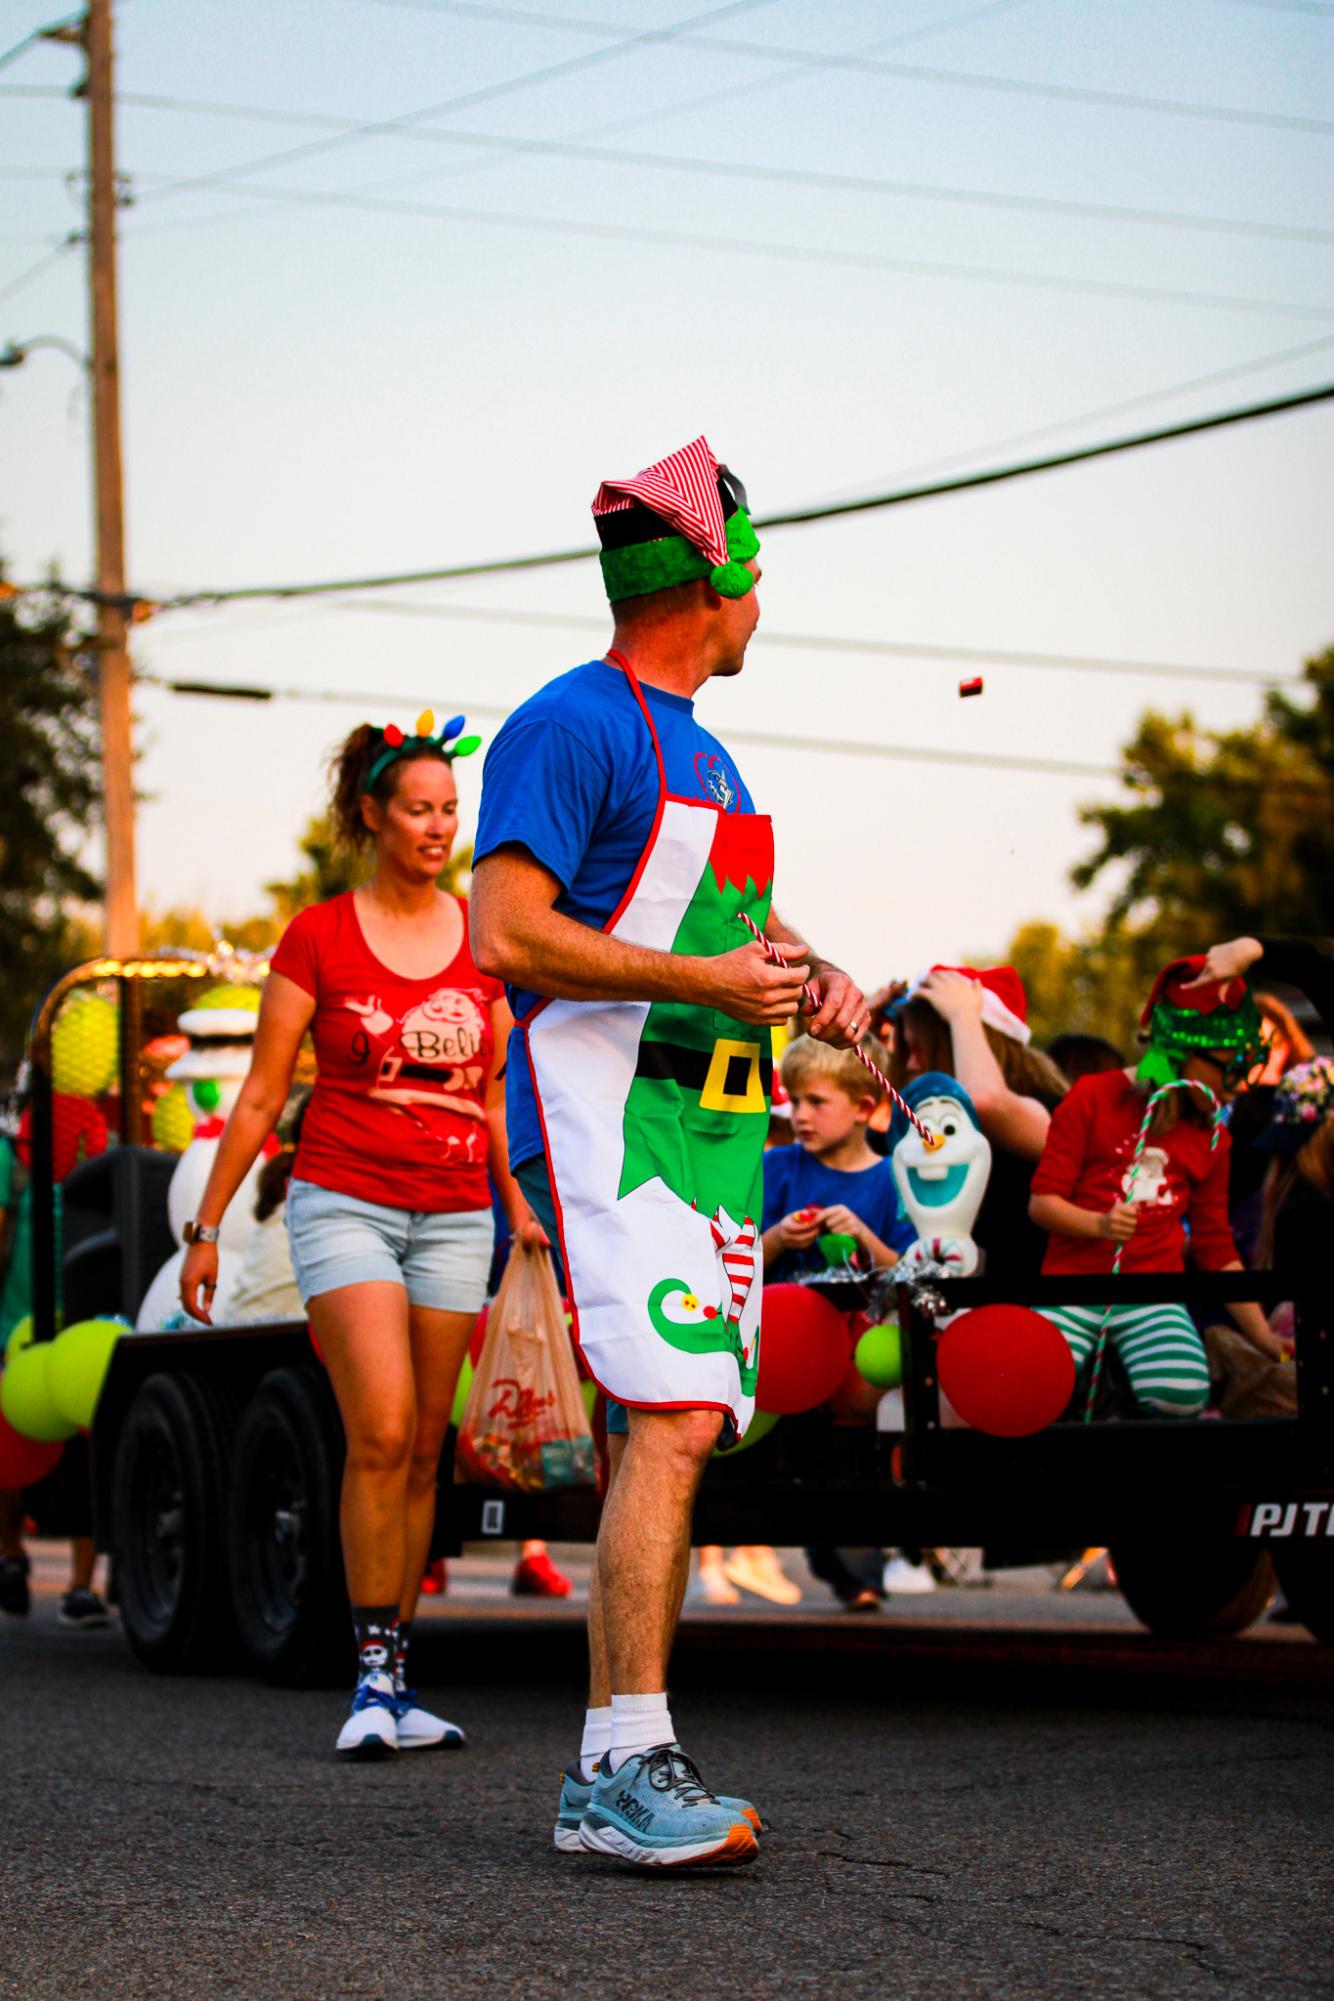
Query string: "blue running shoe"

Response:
xmin=391 ymin=1688 xmax=466 ymax=1752
xmin=336 ymin=1671 xmax=398 ymax=1758
xmin=555 ymin=1762 xmax=762 ymax=1853
xmin=579 ymin=1744 xmax=759 ymax=1868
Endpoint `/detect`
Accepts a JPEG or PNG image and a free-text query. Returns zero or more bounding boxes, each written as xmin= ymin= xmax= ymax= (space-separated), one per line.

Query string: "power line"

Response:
xmin=0 ymin=236 xmax=77 ymax=307
xmin=336 ymin=1 xmax=1334 ymax=134
xmin=1213 ymin=0 xmax=1334 ymax=14
xmin=82 ymin=380 xmax=1327 ymax=611
xmin=108 ymin=177 xmax=1334 ymax=325
xmin=16 ymin=94 xmax=1329 ymax=247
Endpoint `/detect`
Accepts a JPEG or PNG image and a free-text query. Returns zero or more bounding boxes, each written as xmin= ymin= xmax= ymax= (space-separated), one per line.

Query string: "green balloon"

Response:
xmin=580 ymin=1377 xmax=597 ymax=1423
xmin=1 ymin=1342 xmax=79 ymax=1443
xmin=818 ymin=1231 xmax=858 ymax=1267
xmin=48 ymin=1318 xmax=124 ymax=1432
xmin=716 ymin=1406 xmax=781 ymax=1457
xmin=450 ymin=1357 xmax=474 ymax=1430
xmin=4 ymin=1314 xmax=34 ymax=1360
xmin=853 ymin=1321 xmax=903 ymax=1391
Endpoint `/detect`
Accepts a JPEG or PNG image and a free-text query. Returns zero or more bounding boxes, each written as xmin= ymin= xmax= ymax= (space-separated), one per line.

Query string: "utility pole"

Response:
xmin=85 ymin=0 xmax=139 ymax=954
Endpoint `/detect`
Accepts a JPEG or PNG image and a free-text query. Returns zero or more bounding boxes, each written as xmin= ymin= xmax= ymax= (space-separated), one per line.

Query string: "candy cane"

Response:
xmin=737 ymin=911 xmax=942 ymax=1151
xmin=1081 ymin=1077 xmax=1223 ymax=1423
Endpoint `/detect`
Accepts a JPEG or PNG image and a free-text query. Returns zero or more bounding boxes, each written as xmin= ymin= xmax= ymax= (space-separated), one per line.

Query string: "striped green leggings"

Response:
xmin=1040 ymin=1304 xmax=1211 ymax=1418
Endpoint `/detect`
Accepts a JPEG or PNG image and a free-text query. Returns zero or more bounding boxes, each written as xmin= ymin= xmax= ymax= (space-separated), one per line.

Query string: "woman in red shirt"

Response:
xmin=1029 ymin=958 xmax=1284 ymax=1417
xmin=179 ymin=713 xmax=541 ymax=1756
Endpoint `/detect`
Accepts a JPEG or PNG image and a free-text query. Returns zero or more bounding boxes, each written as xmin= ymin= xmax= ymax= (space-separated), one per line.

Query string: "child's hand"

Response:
xmin=775 ymin=1207 xmax=824 ymax=1250
xmin=817 ymin=1204 xmax=865 ymax=1248
xmin=1097 ymin=1202 xmax=1139 ymax=1243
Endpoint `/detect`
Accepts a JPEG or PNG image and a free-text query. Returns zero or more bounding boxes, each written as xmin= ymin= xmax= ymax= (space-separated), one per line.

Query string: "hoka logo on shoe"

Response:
xmin=615 ymin=1791 xmax=654 ymax=1831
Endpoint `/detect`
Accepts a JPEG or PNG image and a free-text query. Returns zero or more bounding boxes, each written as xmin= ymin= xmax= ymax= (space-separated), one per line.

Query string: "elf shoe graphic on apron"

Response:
xmin=525 ymin=654 xmax=772 ymax=1439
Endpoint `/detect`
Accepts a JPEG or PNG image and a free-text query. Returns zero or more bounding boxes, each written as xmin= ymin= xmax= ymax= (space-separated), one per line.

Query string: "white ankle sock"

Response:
xmin=606 ymin=1692 xmax=673 ymax=1774
xmin=578 ymin=1705 xmax=613 ymax=1783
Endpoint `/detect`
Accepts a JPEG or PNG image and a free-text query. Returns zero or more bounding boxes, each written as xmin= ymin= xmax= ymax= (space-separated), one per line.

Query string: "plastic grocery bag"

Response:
xmin=454 ymin=1240 xmax=597 ymax=1493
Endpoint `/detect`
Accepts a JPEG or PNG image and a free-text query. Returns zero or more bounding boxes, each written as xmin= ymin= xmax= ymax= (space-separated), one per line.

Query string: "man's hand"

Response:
xmin=1097 ymin=1202 xmax=1139 ymax=1244
xmin=772 ymin=1206 xmax=824 ymax=1252
xmin=799 ymin=956 xmax=870 ymax=1048
xmin=698 ymin=940 xmax=810 ymax=1026
xmin=917 ymin=967 xmax=985 ymax=1026
xmin=1180 ymin=937 xmax=1264 ymax=991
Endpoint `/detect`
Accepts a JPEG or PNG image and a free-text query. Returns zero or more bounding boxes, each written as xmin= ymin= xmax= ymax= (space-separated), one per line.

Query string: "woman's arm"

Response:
xmin=178 ymin=972 xmax=314 ymax=1322
xmin=1184 ymin=935 xmax=1334 ymax=1039
xmin=919 ymin=970 xmax=1051 ymax=1159
xmin=1030 ymin=1192 xmax=1137 ymax=1243
xmin=484 ymin=997 xmax=546 ymax=1249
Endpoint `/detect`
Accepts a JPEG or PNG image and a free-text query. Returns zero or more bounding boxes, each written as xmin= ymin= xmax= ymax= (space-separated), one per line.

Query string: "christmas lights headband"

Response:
xmin=363 ymin=710 xmax=481 ymax=792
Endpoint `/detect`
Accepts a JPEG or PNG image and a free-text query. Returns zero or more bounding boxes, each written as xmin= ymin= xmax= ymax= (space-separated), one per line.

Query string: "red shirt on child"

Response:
xmin=1029 ymin=1069 xmax=1238 ymax=1277
xmin=269 ymin=892 xmax=502 ymax=1213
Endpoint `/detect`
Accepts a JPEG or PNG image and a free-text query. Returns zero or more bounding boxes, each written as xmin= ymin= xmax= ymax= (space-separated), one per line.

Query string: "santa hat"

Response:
xmin=892 ymin=965 xmax=1031 ymax=1046
xmin=592 ymin=436 xmax=759 ymax=603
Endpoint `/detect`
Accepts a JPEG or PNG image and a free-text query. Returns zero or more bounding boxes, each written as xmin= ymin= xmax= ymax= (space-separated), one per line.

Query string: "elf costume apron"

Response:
xmin=524 ymin=653 xmax=773 ymax=1440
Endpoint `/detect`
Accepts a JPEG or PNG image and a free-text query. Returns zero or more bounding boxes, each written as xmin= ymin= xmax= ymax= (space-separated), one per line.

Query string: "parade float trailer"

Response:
xmin=15 ymin=956 xmax=1334 ymax=1682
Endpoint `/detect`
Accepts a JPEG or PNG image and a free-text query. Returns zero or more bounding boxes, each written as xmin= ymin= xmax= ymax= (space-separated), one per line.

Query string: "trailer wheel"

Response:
xmin=227 ymin=1366 xmax=348 ymax=1686
xmin=111 ymin=1371 xmax=237 ymax=1674
xmin=1271 ymin=1542 xmax=1334 ymax=1645
xmin=1109 ymin=1531 xmax=1275 ymax=1638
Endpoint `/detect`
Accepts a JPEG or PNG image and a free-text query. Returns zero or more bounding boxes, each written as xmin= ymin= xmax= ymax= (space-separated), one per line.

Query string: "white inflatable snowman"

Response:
xmin=136 ymin=985 xmax=269 ymax=1331
xmin=890 ymin=1071 xmax=993 ymax=1285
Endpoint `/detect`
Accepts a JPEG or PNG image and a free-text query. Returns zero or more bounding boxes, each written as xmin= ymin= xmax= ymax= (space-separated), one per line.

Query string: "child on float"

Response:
xmin=1028 ymin=957 xmax=1286 ymax=1418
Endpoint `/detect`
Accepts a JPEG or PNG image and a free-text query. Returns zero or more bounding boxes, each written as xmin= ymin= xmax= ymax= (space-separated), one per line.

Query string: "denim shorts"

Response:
xmin=514 ymin=1153 xmax=629 ymax=1436
xmin=285 ymin=1178 xmax=494 ymax=1315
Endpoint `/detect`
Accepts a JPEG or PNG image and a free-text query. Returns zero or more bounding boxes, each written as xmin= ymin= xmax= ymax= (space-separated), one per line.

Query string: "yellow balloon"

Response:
xmin=48 ymin=1318 xmax=123 ymax=1431
xmin=151 ymin=1085 xmax=197 ymax=1152
xmin=5 ymin=1315 xmax=34 ymax=1359
xmin=1 ymin=1342 xmax=78 ymax=1443
xmin=416 ymin=708 xmax=435 ymax=738
xmin=51 ymin=993 xmax=118 ymax=1098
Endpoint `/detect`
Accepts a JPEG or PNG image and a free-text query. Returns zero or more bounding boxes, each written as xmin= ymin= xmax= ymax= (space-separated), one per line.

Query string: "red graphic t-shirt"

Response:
xmin=269 ymin=892 xmax=502 ymax=1213
xmin=1030 ymin=1069 xmax=1237 ymax=1277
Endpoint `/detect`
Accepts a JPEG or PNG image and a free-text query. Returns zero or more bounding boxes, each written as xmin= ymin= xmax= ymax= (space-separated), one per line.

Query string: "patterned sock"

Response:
xmin=579 ymin=1705 xmax=613 ymax=1783
xmin=352 ymin=1604 xmax=399 ymax=1681
xmin=606 ymin=1692 xmax=673 ymax=1775
xmin=394 ymin=1620 xmax=411 ymax=1693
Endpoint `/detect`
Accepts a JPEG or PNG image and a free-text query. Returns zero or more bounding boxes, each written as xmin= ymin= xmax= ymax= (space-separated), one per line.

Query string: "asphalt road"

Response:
xmin=4 ymin=1568 xmax=1332 ymax=2001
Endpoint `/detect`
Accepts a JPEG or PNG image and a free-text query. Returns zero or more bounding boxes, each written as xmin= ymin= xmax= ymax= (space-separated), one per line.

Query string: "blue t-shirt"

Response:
xmin=761 ymin=1142 xmax=915 ymax=1284
xmin=473 ymin=658 xmax=756 ymax=1169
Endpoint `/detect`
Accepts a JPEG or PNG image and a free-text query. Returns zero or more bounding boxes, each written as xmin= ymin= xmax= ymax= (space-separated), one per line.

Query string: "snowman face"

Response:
xmin=892 ymin=1092 xmax=992 ymax=1243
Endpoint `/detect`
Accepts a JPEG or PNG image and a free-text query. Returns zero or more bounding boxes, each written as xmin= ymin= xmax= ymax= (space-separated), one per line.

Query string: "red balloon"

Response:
xmin=0 ymin=1403 xmax=65 ymax=1488
xmin=936 ymin=1306 xmax=1075 ymax=1437
xmin=755 ymin=1285 xmax=852 ymax=1415
xmin=469 ymin=1306 xmax=489 ymax=1367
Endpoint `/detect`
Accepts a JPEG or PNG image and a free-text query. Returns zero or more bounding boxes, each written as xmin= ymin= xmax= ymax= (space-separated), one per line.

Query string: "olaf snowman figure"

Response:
xmin=889 ymin=1070 xmax=993 ymax=1286
xmin=135 ymin=984 xmax=271 ymax=1330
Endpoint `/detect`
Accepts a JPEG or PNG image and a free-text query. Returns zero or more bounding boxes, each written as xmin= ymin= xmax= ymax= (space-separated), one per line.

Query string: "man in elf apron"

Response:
xmin=472 ymin=436 xmax=869 ymax=1869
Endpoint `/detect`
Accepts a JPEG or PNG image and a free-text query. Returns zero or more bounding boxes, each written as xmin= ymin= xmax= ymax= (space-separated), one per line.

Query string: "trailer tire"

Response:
xmin=111 ymin=1370 xmax=237 ymax=1675
xmin=1271 ymin=1542 xmax=1334 ymax=1645
xmin=227 ymin=1366 xmax=348 ymax=1687
xmin=1109 ymin=1531 xmax=1275 ymax=1638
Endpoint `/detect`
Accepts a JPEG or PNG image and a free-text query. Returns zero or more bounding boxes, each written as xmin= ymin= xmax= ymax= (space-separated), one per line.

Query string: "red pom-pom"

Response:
xmin=755 ymin=1284 xmax=853 ymax=1414
xmin=383 ymin=723 xmax=404 ymax=747
xmin=0 ymin=1402 xmax=65 ymax=1487
xmin=936 ymin=1306 xmax=1075 ymax=1437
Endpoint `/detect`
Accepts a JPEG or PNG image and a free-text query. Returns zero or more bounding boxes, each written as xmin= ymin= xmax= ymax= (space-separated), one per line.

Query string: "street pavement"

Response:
xmin=3 ymin=1544 xmax=1331 ymax=2001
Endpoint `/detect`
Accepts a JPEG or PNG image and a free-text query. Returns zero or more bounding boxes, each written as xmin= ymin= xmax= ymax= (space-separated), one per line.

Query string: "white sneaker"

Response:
xmin=336 ymin=1671 xmax=399 ymax=1757
xmin=882 ymin=1554 xmax=937 ymax=1595
xmin=391 ymin=1688 xmax=466 ymax=1750
xmin=724 ymin=1547 xmax=802 ymax=1606
xmin=692 ymin=1561 xmax=742 ymax=1606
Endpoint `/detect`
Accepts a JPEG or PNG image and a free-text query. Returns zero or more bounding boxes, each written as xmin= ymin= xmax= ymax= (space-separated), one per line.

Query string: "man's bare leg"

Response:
xmin=596 ymin=1407 xmax=722 ymax=1693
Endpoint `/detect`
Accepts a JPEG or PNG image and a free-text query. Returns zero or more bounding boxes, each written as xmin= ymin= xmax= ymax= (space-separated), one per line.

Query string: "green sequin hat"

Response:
xmin=1136 ymin=954 xmax=1266 ymax=1088
xmin=592 ymin=434 xmax=760 ymax=604
xmin=363 ymin=709 xmax=481 ymax=792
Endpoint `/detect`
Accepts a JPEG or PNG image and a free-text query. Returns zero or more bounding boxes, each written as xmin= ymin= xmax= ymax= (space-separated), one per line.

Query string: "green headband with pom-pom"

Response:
xmin=364 ymin=709 xmax=481 ymax=792
xmin=598 ymin=507 xmax=760 ymax=604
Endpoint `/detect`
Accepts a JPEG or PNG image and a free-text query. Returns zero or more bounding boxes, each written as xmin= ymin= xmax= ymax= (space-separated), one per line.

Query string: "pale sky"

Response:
xmin=2 ymin=0 xmax=1332 ymax=991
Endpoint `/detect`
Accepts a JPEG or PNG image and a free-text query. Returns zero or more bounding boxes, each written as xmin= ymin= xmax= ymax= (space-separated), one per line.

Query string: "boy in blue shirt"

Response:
xmin=762 ymin=1035 xmax=914 ymax=1281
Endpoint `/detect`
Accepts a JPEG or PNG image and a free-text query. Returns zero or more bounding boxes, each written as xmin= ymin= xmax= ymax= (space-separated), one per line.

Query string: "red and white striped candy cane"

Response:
xmin=737 ymin=911 xmax=942 ymax=1151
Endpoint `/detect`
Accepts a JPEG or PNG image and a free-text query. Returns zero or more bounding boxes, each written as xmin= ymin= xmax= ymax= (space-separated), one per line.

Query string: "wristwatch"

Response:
xmin=183 ymin=1221 xmax=221 ymax=1244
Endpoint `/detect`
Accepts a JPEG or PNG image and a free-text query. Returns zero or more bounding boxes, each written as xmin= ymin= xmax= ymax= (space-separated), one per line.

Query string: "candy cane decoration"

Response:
xmin=1081 ymin=1076 xmax=1223 ymax=1423
xmin=737 ymin=911 xmax=942 ymax=1151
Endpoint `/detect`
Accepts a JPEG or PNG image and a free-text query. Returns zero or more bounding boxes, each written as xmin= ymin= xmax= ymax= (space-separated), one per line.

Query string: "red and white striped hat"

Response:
xmin=895 ymin=965 xmax=1032 ymax=1045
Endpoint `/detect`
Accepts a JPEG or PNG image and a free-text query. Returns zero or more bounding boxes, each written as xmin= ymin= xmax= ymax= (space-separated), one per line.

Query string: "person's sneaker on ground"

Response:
xmin=419 ymin=1558 xmax=448 ymax=1597
xmin=58 ymin=1586 xmax=110 ymax=1628
xmin=336 ymin=1671 xmax=399 ymax=1757
xmin=555 ymin=1760 xmax=762 ymax=1854
xmin=690 ymin=1556 xmax=741 ymax=1607
xmin=723 ymin=1546 xmax=802 ymax=1605
xmin=512 ymin=1550 xmax=571 ymax=1597
xmin=390 ymin=1688 xmax=466 ymax=1750
xmin=882 ymin=1554 xmax=937 ymax=1595
xmin=579 ymin=1744 xmax=759 ymax=1868
xmin=0 ymin=1553 xmax=31 ymax=1618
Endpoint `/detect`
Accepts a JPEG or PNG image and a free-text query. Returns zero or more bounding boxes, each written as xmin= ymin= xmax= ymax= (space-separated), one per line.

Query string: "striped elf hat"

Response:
xmin=592 ymin=435 xmax=760 ymax=603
